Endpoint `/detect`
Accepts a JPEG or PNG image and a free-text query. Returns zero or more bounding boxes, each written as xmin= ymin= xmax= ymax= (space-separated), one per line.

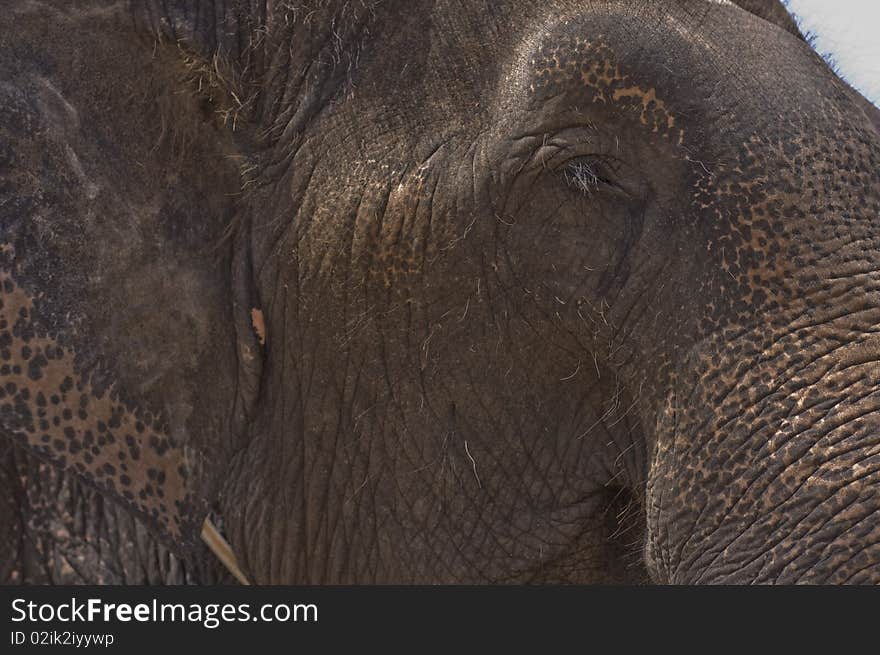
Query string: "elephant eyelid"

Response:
xmin=563 ymin=157 xmax=621 ymax=196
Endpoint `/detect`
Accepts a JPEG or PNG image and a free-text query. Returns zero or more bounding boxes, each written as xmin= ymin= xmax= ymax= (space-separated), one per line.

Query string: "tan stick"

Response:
xmin=201 ymin=518 xmax=251 ymax=585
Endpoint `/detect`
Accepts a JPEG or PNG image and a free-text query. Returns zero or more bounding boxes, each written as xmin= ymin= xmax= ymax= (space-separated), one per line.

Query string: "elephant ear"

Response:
xmin=0 ymin=7 xmax=261 ymax=554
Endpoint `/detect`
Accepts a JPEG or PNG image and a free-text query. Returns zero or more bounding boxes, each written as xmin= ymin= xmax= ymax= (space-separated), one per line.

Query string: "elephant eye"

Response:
xmin=563 ymin=156 xmax=621 ymax=196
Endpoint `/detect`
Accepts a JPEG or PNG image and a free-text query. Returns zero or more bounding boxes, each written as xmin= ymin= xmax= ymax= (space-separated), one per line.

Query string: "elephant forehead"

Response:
xmin=524 ymin=35 xmax=683 ymax=143
xmin=498 ymin=1 xmax=809 ymax=144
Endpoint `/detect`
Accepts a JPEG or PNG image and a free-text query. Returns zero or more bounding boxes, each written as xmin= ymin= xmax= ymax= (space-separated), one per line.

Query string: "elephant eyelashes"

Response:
xmin=563 ymin=156 xmax=621 ymax=196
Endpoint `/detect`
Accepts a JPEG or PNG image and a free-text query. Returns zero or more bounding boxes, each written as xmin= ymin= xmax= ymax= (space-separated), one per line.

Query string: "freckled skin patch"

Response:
xmin=640 ymin=55 xmax=880 ymax=582
xmin=0 ymin=264 xmax=201 ymax=546
xmin=0 ymin=439 xmax=234 ymax=584
xmin=529 ymin=36 xmax=684 ymax=142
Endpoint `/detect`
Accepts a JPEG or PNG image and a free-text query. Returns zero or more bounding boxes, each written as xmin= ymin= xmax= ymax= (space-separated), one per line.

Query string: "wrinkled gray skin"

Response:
xmin=2 ymin=0 xmax=880 ymax=584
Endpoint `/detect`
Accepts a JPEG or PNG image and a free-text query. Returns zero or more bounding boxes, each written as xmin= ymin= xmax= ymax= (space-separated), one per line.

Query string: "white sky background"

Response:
xmin=783 ymin=0 xmax=880 ymax=106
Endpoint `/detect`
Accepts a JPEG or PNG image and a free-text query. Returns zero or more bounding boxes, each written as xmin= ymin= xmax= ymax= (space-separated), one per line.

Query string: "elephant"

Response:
xmin=2 ymin=0 xmax=879 ymax=585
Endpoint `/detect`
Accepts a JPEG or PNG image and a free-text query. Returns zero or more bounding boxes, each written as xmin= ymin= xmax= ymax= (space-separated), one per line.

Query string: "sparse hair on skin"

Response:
xmin=564 ymin=159 xmax=602 ymax=195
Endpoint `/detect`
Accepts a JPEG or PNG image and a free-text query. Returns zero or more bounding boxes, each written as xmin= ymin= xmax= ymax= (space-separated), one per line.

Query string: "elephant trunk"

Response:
xmin=646 ymin=314 xmax=880 ymax=583
xmin=641 ymin=87 xmax=880 ymax=583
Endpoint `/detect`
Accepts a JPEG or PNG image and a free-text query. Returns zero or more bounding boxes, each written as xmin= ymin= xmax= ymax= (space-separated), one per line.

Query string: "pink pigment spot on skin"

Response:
xmin=250 ymin=308 xmax=266 ymax=345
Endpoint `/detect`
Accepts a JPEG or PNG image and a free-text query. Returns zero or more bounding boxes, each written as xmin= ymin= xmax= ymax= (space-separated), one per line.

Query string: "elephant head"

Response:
xmin=2 ymin=0 xmax=879 ymax=584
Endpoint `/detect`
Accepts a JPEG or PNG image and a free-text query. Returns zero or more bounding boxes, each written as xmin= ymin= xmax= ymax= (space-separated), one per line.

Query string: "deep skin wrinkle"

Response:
xmin=1 ymin=0 xmax=879 ymax=583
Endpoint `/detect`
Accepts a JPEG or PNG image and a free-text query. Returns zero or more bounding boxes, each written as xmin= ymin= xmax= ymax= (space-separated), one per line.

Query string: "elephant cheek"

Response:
xmin=644 ymin=345 xmax=880 ymax=584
